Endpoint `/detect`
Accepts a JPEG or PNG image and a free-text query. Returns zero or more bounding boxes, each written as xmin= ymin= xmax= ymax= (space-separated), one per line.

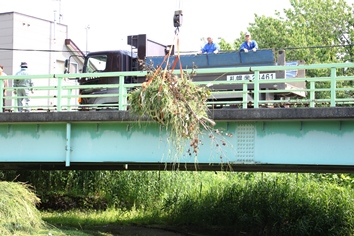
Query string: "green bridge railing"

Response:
xmin=0 ymin=62 xmax=354 ymax=112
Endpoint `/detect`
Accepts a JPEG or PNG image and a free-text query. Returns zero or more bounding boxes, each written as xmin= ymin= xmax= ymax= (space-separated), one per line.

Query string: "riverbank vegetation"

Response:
xmin=2 ymin=171 xmax=354 ymax=235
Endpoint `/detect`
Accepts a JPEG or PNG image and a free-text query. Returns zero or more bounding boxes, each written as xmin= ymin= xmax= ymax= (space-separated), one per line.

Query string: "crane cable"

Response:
xmin=142 ymin=5 xmax=183 ymax=89
xmin=141 ymin=1 xmax=184 ymax=89
xmin=167 ymin=2 xmax=183 ymax=79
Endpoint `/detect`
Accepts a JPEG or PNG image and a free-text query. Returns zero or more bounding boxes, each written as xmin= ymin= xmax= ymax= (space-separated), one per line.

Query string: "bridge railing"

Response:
xmin=0 ymin=62 xmax=354 ymax=112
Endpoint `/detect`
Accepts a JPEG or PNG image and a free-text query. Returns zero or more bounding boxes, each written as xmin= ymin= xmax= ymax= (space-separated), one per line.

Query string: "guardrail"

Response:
xmin=0 ymin=62 xmax=354 ymax=112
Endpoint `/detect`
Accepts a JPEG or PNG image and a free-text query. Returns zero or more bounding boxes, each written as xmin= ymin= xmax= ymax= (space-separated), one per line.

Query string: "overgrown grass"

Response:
xmin=40 ymin=172 xmax=354 ymax=235
xmin=2 ymin=172 xmax=354 ymax=235
xmin=42 ymin=208 xmax=164 ymax=229
xmin=162 ymin=173 xmax=354 ymax=235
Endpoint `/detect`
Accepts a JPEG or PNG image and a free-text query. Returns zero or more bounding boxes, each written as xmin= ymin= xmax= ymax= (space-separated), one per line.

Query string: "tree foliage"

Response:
xmin=218 ymin=38 xmax=233 ymax=51
xmin=244 ymin=0 xmax=354 ymax=65
xmin=218 ymin=0 xmax=354 ymax=99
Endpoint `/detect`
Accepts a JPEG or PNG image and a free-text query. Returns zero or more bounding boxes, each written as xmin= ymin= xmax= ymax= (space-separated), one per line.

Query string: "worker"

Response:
xmin=198 ymin=37 xmax=220 ymax=54
xmin=14 ymin=62 xmax=33 ymax=112
xmin=239 ymin=32 xmax=258 ymax=52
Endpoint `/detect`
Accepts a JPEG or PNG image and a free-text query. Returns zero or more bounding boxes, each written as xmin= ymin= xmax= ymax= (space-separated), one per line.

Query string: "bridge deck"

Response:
xmin=1 ymin=107 xmax=354 ymax=123
xmin=1 ymin=62 xmax=354 ymax=172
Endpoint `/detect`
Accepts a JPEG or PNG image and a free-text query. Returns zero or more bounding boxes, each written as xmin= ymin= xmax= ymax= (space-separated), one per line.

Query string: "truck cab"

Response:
xmin=77 ymin=50 xmax=136 ymax=106
xmin=73 ymin=34 xmax=170 ymax=107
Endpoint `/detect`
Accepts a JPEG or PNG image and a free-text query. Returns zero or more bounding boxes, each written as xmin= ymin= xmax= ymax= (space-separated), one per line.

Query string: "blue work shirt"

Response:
xmin=239 ymin=40 xmax=258 ymax=51
xmin=201 ymin=42 xmax=220 ymax=54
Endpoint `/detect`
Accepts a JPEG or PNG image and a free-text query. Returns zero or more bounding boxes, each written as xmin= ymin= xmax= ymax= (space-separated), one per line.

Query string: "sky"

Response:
xmin=1 ymin=0 xmax=354 ymax=53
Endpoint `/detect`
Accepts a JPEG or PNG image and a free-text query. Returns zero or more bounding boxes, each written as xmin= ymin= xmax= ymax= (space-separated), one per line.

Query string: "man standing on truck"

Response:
xmin=198 ymin=37 xmax=220 ymax=54
xmin=14 ymin=62 xmax=33 ymax=112
xmin=239 ymin=32 xmax=258 ymax=52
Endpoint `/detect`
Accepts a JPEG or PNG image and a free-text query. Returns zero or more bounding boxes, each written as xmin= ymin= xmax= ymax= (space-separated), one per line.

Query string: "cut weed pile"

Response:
xmin=0 ymin=181 xmax=45 ymax=235
xmin=129 ymin=62 xmax=215 ymax=159
xmin=0 ymin=181 xmax=67 ymax=236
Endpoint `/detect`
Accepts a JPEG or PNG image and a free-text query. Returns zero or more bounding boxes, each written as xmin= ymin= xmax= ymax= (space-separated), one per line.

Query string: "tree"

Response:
xmin=218 ymin=38 xmax=233 ymax=51
xmin=234 ymin=0 xmax=354 ymax=99
xmin=245 ymin=0 xmax=354 ymax=65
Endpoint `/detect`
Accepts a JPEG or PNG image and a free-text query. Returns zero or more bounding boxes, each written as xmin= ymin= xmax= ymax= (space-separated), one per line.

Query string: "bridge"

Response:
xmin=1 ymin=62 xmax=354 ymax=173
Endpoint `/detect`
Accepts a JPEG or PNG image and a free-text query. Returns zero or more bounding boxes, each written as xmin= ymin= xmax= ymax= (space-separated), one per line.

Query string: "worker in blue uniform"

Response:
xmin=239 ymin=32 xmax=258 ymax=53
xmin=198 ymin=37 xmax=220 ymax=54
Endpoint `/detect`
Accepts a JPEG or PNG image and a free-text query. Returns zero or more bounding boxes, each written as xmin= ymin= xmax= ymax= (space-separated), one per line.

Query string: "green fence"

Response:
xmin=1 ymin=62 xmax=354 ymax=112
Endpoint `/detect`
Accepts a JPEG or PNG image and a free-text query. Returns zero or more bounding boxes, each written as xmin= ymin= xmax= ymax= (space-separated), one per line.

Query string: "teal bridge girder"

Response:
xmin=1 ymin=107 xmax=354 ymax=173
xmin=1 ymin=62 xmax=354 ymax=172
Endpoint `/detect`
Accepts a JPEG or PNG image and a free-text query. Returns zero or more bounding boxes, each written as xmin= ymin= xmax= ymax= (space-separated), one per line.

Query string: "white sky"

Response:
xmin=2 ymin=0 xmax=354 ymax=52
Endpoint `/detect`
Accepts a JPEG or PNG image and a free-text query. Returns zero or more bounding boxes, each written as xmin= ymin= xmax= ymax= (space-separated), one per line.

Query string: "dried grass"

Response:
xmin=0 ymin=181 xmax=45 ymax=235
xmin=129 ymin=64 xmax=215 ymax=159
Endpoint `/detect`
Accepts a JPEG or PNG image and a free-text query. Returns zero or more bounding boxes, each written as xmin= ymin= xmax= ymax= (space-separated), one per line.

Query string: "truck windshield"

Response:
xmin=85 ymin=55 xmax=107 ymax=73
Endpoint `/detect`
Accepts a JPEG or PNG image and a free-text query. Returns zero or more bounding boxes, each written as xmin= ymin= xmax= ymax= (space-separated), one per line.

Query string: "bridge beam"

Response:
xmin=1 ymin=108 xmax=354 ymax=173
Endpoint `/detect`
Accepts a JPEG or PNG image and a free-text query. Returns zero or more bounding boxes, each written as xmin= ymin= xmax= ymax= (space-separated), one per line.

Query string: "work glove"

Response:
xmin=244 ymin=49 xmax=248 ymax=53
xmin=252 ymin=48 xmax=257 ymax=52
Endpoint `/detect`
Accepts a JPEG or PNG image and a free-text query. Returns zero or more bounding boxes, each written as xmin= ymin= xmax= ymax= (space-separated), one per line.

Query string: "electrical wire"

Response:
xmin=0 ymin=48 xmax=78 ymax=53
xmin=1 ymin=43 xmax=354 ymax=54
xmin=276 ymin=44 xmax=354 ymax=50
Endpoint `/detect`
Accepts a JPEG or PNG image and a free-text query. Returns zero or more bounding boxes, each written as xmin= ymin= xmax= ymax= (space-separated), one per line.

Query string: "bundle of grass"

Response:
xmin=0 ymin=181 xmax=45 ymax=235
xmin=129 ymin=63 xmax=215 ymax=159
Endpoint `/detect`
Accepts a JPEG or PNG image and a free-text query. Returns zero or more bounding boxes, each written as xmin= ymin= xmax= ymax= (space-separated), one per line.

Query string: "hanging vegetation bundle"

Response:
xmin=129 ymin=62 xmax=215 ymax=156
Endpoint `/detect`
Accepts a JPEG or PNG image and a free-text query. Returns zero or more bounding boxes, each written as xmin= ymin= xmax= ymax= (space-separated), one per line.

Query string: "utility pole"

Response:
xmin=52 ymin=0 xmax=63 ymax=23
xmin=85 ymin=25 xmax=90 ymax=55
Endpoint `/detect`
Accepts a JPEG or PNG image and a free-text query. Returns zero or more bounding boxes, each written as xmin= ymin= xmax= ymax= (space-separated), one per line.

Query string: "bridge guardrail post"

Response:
xmin=310 ymin=81 xmax=315 ymax=108
xmin=119 ymin=75 xmax=127 ymax=111
xmin=242 ymin=83 xmax=248 ymax=109
xmin=57 ymin=77 xmax=62 ymax=111
xmin=67 ymin=88 xmax=72 ymax=111
xmin=253 ymin=70 xmax=260 ymax=108
xmin=330 ymin=67 xmax=336 ymax=107
xmin=0 ymin=79 xmax=3 ymax=112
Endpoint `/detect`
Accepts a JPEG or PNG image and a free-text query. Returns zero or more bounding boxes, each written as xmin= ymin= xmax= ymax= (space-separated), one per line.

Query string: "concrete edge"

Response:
xmin=0 ymin=107 xmax=353 ymax=123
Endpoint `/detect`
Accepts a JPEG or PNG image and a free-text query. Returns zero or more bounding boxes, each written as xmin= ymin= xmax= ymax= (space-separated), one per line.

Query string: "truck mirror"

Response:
xmin=64 ymin=59 xmax=69 ymax=74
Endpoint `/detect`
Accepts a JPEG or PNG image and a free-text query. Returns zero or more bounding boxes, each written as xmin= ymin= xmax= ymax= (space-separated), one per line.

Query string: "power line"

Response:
xmin=0 ymin=48 xmax=79 ymax=53
xmin=277 ymin=44 xmax=354 ymax=50
xmin=1 ymin=43 xmax=354 ymax=54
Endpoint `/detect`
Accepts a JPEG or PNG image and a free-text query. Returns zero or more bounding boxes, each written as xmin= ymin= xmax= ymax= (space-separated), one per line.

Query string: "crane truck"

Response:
xmin=64 ymin=34 xmax=306 ymax=109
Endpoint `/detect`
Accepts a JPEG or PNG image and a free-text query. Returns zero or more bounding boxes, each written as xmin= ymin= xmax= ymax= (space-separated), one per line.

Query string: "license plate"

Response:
xmin=226 ymin=73 xmax=276 ymax=81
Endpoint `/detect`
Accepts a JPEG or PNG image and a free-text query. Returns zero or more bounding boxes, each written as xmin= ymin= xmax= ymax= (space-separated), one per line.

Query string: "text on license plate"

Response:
xmin=226 ymin=73 xmax=276 ymax=81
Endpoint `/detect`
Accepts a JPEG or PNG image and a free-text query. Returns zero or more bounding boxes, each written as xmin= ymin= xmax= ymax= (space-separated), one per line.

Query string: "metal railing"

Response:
xmin=0 ymin=62 xmax=354 ymax=112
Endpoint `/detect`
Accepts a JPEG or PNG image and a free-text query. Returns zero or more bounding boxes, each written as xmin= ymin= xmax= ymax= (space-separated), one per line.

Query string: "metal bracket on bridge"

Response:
xmin=65 ymin=123 xmax=72 ymax=167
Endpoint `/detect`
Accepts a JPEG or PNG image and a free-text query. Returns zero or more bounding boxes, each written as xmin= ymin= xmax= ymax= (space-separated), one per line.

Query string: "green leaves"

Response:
xmin=217 ymin=38 xmax=233 ymax=51
xmin=238 ymin=0 xmax=354 ymax=65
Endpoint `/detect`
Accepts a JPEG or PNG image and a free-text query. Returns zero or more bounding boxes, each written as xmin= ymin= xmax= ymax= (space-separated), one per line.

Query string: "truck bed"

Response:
xmin=145 ymin=49 xmax=306 ymax=101
xmin=145 ymin=49 xmax=276 ymax=69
